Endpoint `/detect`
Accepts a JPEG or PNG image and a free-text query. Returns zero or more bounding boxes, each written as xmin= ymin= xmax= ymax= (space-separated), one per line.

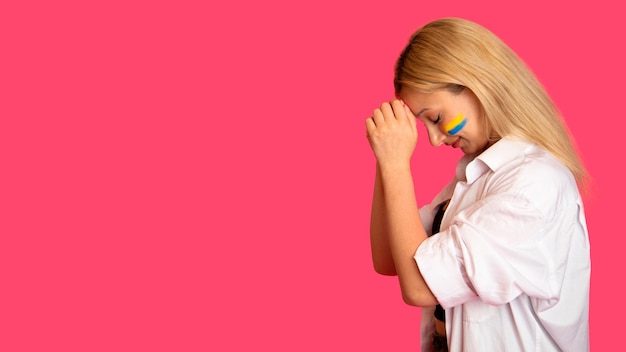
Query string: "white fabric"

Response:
xmin=415 ymin=136 xmax=590 ymax=351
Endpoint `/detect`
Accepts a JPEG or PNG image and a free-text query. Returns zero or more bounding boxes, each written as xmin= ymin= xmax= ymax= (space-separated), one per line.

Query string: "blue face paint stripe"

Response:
xmin=447 ymin=118 xmax=466 ymax=135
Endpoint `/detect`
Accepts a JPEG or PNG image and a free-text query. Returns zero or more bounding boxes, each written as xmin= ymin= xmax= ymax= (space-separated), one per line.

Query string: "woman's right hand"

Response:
xmin=365 ymin=99 xmax=418 ymax=169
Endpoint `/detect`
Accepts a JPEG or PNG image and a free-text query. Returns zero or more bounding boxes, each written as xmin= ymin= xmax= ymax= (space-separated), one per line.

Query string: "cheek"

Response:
xmin=444 ymin=113 xmax=467 ymax=135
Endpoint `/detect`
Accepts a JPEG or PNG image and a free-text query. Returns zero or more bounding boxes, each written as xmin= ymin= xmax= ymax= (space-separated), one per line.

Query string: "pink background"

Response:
xmin=1 ymin=0 xmax=623 ymax=350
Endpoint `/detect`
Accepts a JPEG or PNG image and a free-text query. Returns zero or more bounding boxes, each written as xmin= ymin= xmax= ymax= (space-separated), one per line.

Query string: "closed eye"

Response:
xmin=432 ymin=114 xmax=441 ymax=124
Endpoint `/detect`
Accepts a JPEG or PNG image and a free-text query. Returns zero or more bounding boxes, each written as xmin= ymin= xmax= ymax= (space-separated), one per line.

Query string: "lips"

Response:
xmin=444 ymin=138 xmax=461 ymax=148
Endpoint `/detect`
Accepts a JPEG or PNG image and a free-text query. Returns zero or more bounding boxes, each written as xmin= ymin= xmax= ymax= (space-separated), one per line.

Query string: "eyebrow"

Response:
xmin=414 ymin=108 xmax=429 ymax=117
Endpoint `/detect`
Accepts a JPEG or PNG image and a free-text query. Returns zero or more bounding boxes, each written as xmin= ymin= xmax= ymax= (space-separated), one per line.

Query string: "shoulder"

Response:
xmin=476 ymin=137 xmax=575 ymax=190
xmin=485 ymin=143 xmax=579 ymax=217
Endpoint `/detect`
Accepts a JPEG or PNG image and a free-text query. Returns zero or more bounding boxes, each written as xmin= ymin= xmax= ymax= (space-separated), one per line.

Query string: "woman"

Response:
xmin=365 ymin=18 xmax=590 ymax=351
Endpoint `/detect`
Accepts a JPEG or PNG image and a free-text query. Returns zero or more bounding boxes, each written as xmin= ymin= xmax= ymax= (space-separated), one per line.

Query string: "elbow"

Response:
xmin=401 ymin=291 xmax=421 ymax=307
xmin=401 ymin=289 xmax=438 ymax=307
xmin=374 ymin=266 xmax=397 ymax=276
xmin=372 ymin=260 xmax=397 ymax=276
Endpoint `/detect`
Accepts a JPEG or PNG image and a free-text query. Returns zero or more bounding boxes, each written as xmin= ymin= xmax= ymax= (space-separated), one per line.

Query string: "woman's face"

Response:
xmin=399 ymin=86 xmax=491 ymax=155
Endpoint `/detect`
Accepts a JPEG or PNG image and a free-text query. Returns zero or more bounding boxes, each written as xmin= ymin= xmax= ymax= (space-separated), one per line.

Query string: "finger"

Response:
xmin=372 ymin=108 xmax=385 ymax=126
xmin=405 ymin=104 xmax=418 ymax=131
xmin=401 ymin=100 xmax=415 ymax=118
xmin=390 ymin=99 xmax=406 ymax=121
xmin=365 ymin=117 xmax=376 ymax=136
xmin=380 ymin=102 xmax=395 ymax=122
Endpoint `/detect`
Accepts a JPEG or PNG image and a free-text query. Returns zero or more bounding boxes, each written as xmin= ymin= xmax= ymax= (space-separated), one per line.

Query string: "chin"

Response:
xmin=461 ymin=146 xmax=479 ymax=155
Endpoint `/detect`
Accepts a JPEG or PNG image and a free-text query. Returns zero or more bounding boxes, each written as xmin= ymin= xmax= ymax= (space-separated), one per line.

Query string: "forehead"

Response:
xmin=399 ymin=88 xmax=456 ymax=117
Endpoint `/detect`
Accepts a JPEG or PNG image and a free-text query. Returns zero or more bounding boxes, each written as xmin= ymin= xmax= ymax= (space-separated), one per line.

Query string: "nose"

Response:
xmin=427 ymin=126 xmax=447 ymax=147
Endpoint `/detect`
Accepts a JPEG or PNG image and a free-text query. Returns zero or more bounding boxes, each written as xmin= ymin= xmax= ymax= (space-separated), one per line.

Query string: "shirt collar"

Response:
xmin=457 ymin=136 xmax=534 ymax=184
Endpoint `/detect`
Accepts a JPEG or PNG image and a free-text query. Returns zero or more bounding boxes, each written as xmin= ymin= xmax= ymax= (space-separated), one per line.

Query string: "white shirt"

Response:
xmin=415 ymin=136 xmax=590 ymax=351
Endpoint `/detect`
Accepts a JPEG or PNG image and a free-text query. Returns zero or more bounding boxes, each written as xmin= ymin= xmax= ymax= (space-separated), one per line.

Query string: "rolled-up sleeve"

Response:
xmin=416 ymin=229 xmax=477 ymax=308
xmin=415 ymin=192 xmax=556 ymax=309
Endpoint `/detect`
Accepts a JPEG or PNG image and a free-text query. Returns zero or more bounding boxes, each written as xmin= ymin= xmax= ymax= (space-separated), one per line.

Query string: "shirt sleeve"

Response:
xmin=415 ymin=191 xmax=560 ymax=309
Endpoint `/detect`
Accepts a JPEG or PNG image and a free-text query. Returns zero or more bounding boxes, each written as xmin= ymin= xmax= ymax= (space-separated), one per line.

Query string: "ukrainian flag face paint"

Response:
xmin=444 ymin=113 xmax=467 ymax=135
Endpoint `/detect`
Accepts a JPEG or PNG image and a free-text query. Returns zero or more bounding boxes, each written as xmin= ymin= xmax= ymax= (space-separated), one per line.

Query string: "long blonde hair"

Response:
xmin=394 ymin=18 xmax=588 ymax=191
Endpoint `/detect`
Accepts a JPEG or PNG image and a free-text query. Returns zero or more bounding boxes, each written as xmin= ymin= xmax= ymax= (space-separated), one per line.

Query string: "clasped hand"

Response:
xmin=366 ymin=99 xmax=418 ymax=167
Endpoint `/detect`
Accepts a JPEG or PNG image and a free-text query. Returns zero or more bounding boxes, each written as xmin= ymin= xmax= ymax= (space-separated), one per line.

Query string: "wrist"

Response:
xmin=378 ymin=161 xmax=412 ymax=177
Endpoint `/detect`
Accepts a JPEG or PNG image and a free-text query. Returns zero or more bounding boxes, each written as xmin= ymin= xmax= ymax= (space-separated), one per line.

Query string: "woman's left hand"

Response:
xmin=366 ymin=99 xmax=418 ymax=168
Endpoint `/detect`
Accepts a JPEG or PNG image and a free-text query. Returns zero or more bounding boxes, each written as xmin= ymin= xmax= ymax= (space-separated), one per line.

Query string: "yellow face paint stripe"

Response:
xmin=444 ymin=113 xmax=467 ymax=135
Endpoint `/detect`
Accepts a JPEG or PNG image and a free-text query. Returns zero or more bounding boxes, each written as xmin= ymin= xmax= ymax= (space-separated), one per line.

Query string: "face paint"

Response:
xmin=444 ymin=113 xmax=467 ymax=135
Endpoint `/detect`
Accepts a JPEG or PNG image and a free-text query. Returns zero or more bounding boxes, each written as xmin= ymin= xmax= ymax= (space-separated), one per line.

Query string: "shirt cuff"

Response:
xmin=415 ymin=233 xmax=476 ymax=309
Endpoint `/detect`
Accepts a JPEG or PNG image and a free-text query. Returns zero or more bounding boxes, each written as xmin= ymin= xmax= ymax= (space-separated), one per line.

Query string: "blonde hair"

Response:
xmin=394 ymin=18 xmax=588 ymax=191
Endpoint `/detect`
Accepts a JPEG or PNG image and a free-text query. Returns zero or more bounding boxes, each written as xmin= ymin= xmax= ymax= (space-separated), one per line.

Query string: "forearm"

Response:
xmin=365 ymin=99 xmax=436 ymax=306
xmin=370 ymin=163 xmax=397 ymax=275
xmin=379 ymin=163 xmax=437 ymax=306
